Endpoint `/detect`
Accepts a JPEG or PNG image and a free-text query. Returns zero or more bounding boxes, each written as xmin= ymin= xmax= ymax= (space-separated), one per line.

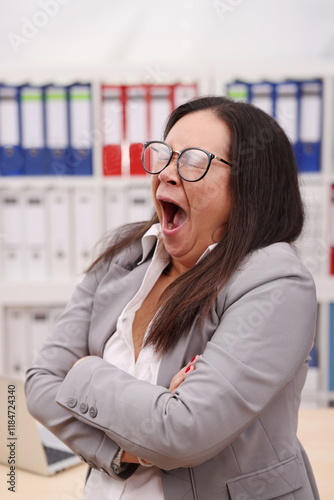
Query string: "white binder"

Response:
xmin=23 ymin=190 xmax=48 ymax=281
xmin=0 ymin=190 xmax=25 ymax=281
xmin=47 ymin=188 xmax=71 ymax=280
xmin=20 ymin=85 xmax=45 ymax=175
xmin=44 ymin=85 xmax=69 ymax=176
xmin=0 ymin=86 xmax=20 ymax=149
xmin=102 ymin=86 xmax=123 ymax=144
xmin=126 ymin=86 xmax=147 ymax=143
xmin=72 ymin=187 xmax=97 ymax=276
xmin=150 ymin=86 xmax=172 ymax=140
xmin=227 ymin=81 xmax=249 ymax=101
xmin=5 ymin=308 xmax=29 ymax=379
xmin=21 ymin=86 xmax=44 ymax=149
xmin=127 ymin=185 xmax=153 ymax=223
xmin=67 ymin=84 xmax=93 ymax=175
xmin=250 ymin=82 xmax=274 ymax=117
xmin=275 ymin=82 xmax=299 ymax=147
xmin=104 ymin=185 xmax=127 ymax=232
xmin=45 ymin=86 xmax=68 ymax=149
xmin=174 ymin=83 xmax=197 ymax=108
xmin=29 ymin=308 xmax=52 ymax=363
xmin=300 ymin=81 xmax=322 ymax=143
xmin=68 ymin=84 xmax=91 ymax=150
xmin=297 ymin=182 xmax=325 ymax=275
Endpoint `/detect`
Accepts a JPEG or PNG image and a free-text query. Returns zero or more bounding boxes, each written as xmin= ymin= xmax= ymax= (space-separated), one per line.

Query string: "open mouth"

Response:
xmin=161 ymin=201 xmax=188 ymax=230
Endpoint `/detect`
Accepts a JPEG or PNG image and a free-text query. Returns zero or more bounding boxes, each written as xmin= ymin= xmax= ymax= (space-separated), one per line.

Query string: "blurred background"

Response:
xmin=1 ymin=0 xmax=334 ymax=76
xmin=0 ymin=2 xmax=333 ymax=498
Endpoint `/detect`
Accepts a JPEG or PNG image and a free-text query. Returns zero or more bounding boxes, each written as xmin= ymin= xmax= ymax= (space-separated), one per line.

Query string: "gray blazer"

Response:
xmin=25 ymin=240 xmax=320 ymax=500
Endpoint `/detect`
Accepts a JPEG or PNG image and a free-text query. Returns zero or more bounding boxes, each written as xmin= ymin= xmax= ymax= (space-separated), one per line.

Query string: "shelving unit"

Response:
xmin=1 ymin=65 xmax=334 ymax=406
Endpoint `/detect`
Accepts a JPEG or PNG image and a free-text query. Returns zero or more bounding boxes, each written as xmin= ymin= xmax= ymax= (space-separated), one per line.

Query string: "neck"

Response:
xmin=164 ymin=259 xmax=190 ymax=279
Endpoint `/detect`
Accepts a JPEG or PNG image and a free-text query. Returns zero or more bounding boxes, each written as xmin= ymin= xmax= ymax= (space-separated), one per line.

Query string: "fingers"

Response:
xmin=186 ymin=354 xmax=199 ymax=370
xmin=169 ymin=355 xmax=200 ymax=393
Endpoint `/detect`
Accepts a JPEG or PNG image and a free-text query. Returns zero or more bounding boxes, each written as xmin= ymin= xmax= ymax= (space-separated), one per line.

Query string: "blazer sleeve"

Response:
xmin=25 ymin=260 xmax=137 ymax=479
xmin=55 ymin=245 xmax=317 ymax=471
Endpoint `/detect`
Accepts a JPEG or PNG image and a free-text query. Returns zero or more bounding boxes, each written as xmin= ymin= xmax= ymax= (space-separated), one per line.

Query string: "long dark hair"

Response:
xmin=88 ymin=96 xmax=304 ymax=353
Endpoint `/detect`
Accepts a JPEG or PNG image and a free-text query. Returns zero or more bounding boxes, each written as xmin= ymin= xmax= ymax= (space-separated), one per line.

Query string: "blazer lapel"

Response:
xmin=157 ymin=310 xmax=219 ymax=388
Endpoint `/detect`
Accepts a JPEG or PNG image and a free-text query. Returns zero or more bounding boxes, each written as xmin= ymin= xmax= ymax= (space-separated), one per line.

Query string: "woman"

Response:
xmin=25 ymin=96 xmax=319 ymax=499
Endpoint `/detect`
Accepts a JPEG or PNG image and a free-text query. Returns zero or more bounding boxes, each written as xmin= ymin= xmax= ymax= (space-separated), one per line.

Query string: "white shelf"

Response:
xmin=0 ymin=174 xmax=151 ymax=188
xmin=0 ymin=282 xmax=76 ymax=306
xmin=0 ymin=68 xmax=334 ymax=406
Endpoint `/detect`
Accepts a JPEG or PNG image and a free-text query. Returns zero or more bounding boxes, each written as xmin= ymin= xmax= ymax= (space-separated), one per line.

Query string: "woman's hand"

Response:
xmin=73 ymin=356 xmax=91 ymax=368
xmin=169 ymin=355 xmax=199 ymax=394
xmin=121 ymin=451 xmax=140 ymax=464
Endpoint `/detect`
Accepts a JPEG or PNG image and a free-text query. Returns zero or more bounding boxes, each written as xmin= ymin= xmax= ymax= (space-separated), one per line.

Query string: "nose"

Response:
xmin=158 ymin=154 xmax=180 ymax=185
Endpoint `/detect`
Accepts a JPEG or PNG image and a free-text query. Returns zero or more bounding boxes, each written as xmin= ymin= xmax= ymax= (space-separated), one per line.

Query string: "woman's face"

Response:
xmin=152 ymin=109 xmax=233 ymax=271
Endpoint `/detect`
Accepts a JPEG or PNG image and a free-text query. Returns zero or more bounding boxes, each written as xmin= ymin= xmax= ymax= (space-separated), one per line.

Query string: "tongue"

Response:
xmin=170 ymin=206 xmax=187 ymax=228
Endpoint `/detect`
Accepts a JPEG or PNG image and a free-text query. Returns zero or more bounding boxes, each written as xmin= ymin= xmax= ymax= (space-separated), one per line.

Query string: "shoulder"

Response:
xmin=224 ymin=242 xmax=316 ymax=307
xmin=239 ymin=242 xmax=312 ymax=277
xmin=88 ymin=232 xmax=144 ymax=284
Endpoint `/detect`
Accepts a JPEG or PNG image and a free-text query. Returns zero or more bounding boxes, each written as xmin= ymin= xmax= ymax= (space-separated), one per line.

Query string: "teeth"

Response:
xmin=167 ymin=223 xmax=174 ymax=229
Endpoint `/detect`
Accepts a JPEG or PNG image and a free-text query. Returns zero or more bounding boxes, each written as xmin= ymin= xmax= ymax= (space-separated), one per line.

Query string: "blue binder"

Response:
xmin=249 ymin=81 xmax=275 ymax=118
xmin=297 ymin=79 xmax=322 ymax=172
xmin=274 ymin=80 xmax=300 ymax=164
xmin=308 ymin=346 xmax=318 ymax=367
xmin=20 ymin=84 xmax=46 ymax=175
xmin=43 ymin=84 xmax=70 ymax=176
xmin=0 ymin=84 xmax=24 ymax=176
xmin=330 ymin=304 xmax=334 ymax=391
xmin=67 ymin=83 xmax=93 ymax=175
xmin=226 ymin=80 xmax=251 ymax=102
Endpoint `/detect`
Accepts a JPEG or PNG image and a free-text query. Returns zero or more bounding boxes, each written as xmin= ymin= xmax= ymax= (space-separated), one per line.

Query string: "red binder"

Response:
xmin=101 ymin=82 xmax=198 ymax=177
xmin=129 ymin=142 xmax=144 ymax=176
xmin=103 ymin=144 xmax=122 ymax=176
xmin=330 ymin=184 xmax=334 ymax=274
xmin=101 ymin=85 xmax=125 ymax=176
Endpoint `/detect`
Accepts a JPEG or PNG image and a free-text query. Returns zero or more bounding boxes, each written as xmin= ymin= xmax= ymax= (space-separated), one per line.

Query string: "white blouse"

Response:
xmin=82 ymin=224 xmax=216 ymax=499
xmin=83 ymin=224 xmax=168 ymax=500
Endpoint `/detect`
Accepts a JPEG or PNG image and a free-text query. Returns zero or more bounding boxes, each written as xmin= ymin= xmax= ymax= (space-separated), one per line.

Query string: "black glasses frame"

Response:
xmin=142 ymin=141 xmax=234 ymax=182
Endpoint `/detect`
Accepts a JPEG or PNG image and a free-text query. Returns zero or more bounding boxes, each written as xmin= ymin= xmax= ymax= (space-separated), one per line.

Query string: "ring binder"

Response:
xmin=20 ymin=84 xmax=46 ymax=175
xmin=67 ymin=83 xmax=93 ymax=176
xmin=0 ymin=84 xmax=24 ymax=176
xmin=44 ymin=84 xmax=70 ymax=176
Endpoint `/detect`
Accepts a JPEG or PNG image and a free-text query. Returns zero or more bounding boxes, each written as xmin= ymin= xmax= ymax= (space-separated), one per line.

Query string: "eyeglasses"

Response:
xmin=141 ymin=141 xmax=234 ymax=182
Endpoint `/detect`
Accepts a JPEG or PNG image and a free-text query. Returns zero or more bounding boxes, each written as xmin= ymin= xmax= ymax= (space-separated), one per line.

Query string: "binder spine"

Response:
xmin=0 ymin=85 xmax=25 ymax=176
xmin=44 ymin=85 xmax=70 ymax=176
xmin=20 ymin=85 xmax=46 ymax=176
xmin=101 ymin=85 xmax=123 ymax=176
xmin=67 ymin=83 xmax=93 ymax=176
xmin=296 ymin=79 xmax=323 ymax=173
xmin=330 ymin=304 xmax=334 ymax=391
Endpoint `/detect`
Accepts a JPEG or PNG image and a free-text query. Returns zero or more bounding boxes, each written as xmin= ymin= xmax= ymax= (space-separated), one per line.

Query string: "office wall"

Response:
xmin=1 ymin=0 xmax=334 ymax=72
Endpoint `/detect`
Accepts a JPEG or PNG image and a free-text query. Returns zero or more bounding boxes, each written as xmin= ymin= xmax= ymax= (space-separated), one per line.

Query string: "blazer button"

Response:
xmin=100 ymin=467 xmax=110 ymax=476
xmin=89 ymin=406 xmax=98 ymax=418
xmin=67 ymin=397 xmax=77 ymax=408
xmin=80 ymin=402 xmax=89 ymax=414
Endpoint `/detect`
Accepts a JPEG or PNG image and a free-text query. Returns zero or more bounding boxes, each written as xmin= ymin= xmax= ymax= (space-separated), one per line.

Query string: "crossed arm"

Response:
xmin=25 ymin=245 xmax=317 ymax=474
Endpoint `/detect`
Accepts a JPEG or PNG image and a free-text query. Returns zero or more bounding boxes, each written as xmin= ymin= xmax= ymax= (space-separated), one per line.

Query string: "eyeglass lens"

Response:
xmin=143 ymin=143 xmax=209 ymax=181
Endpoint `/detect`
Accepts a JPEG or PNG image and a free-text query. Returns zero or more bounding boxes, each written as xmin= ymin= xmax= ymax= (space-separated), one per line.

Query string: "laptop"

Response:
xmin=0 ymin=375 xmax=81 ymax=476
